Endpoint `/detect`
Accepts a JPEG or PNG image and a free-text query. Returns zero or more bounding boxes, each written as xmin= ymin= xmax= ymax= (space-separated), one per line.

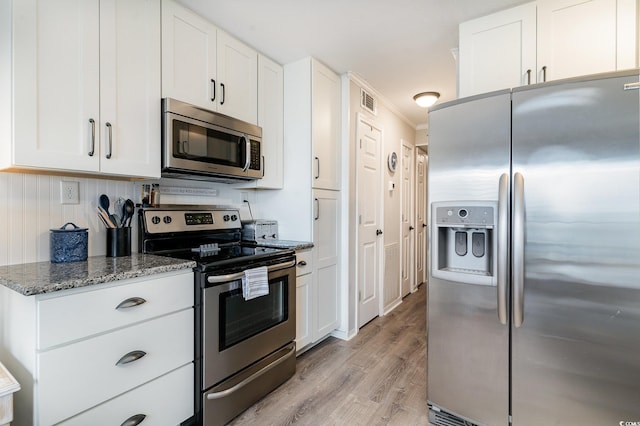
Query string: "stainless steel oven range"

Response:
xmin=138 ymin=206 xmax=296 ymax=426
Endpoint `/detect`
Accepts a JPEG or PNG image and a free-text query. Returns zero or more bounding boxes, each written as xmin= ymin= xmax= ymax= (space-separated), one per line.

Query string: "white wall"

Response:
xmin=0 ymin=172 xmax=254 ymax=266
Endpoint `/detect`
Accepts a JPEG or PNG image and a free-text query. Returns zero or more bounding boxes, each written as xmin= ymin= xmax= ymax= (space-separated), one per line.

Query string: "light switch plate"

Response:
xmin=60 ymin=181 xmax=80 ymax=204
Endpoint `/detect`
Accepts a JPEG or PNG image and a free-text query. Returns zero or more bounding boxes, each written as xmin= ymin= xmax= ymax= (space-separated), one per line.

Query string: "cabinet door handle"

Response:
xmin=88 ymin=118 xmax=96 ymax=156
xmin=541 ymin=66 xmax=547 ymax=83
xmin=314 ymin=198 xmax=319 ymax=221
xmin=220 ymin=82 xmax=225 ymax=105
xmin=211 ymin=79 xmax=216 ymax=102
xmin=121 ymin=414 xmax=147 ymax=426
xmin=115 ymin=350 xmax=147 ymax=366
xmin=106 ymin=122 xmax=113 ymax=159
xmin=115 ymin=297 xmax=147 ymax=310
xmin=314 ymin=157 xmax=320 ymax=179
xmin=526 ymin=69 xmax=532 ymax=85
xmin=297 ymin=260 xmax=307 ymax=266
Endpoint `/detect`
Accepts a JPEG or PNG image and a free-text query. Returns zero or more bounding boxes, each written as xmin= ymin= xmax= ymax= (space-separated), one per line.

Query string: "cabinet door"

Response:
xmin=13 ymin=0 xmax=100 ymax=172
xmin=257 ymin=54 xmax=283 ymax=188
xmin=99 ymin=0 xmax=160 ymax=178
xmin=537 ymin=0 xmax=634 ymax=82
xmin=216 ymin=30 xmax=258 ymax=124
xmin=313 ymin=189 xmax=340 ymax=338
xmin=295 ymin=273 xmax=313 ymax=351
xmin=312 ymin=59 xmax=342 ymax=190
xmin=161 ymin=0 xmax=217 ymax=111
xmin=458 ymin=2 xmax=536 ymax=97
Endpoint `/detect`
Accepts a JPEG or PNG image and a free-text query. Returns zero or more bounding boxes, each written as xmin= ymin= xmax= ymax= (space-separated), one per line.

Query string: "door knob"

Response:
xmin=422 ymin=223 xmax=427 ymax=228
xmin=409 ymin=226 xmax=415 ymax=231
xmin=376 ymin=229 xmax=383 ymax=236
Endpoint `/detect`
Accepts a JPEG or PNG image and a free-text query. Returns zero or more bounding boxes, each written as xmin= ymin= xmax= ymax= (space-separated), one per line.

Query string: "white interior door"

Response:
xmin=415 ymin=150 xmax=427 ymax=287
xmin=401 ymin=141 xmax=414 ymax=296
xmin=357 ymin=116 xmax=383 ymax=328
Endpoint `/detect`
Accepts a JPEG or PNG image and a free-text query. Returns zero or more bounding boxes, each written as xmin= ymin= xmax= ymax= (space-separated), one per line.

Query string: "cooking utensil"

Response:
xmin=99 ymin=194 xmax=117 ymax=225
xmin=97 ymin=207 xmax=116 ymax=228
xmin=114 ymin=197 xmax=126 ymax=227
xmin=124 ymin=199 xmax=135 ymax=227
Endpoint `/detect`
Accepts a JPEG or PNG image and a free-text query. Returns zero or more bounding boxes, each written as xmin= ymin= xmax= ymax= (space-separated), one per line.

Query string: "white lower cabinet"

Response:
xmin=0 ymin=270 xmax=195 ymax=426
xmin=295 ymin=249 xmax=313 ymax=351
xmin=59 ymin=364 xmax=193 ymax=426
xmin=38 ymin=309 xmax=193 ymax=425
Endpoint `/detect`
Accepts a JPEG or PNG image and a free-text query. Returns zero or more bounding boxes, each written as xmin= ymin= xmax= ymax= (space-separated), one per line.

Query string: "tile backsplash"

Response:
xmin=0 ymin=172 xmax=255 ymax=266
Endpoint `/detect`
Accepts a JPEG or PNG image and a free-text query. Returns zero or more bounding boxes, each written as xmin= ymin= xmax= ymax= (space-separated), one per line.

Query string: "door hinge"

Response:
xmin=623 ymin=82 xmax=640 ymax=90
xmin=359 ymin=215 xmax=362 ymax=225
xmin=358 ymin=291 xmax=362 ymax=302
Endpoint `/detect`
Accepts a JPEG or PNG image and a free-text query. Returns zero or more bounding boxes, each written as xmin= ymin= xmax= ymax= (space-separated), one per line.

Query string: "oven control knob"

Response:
xmin=151 ymin=216 xmax=161 ymax=225
xmin=231 ymin=214 xmax=238 ymax=221
xmin=163 ymin=216 xmax=172 ymax=224
xmin=223 ymin=215 xmax=230 ymax=221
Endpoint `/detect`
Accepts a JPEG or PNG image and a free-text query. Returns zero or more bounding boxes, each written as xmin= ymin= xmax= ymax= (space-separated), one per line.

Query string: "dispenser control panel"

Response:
xmin=435 ymin=206 xmax=495 ymax=227
xmin=431 ymin=201 xmax=498 ymax=286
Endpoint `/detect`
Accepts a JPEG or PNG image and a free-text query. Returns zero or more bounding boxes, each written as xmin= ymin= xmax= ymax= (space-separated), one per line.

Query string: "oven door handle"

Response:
xmin=205 ymin=343 xmax=295 ymax=400
xmin=206 ymin=259 xmax=296 ymax=284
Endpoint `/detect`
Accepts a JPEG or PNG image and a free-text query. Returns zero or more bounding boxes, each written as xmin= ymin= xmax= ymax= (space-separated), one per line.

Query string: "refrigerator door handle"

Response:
xmin=497 ymin=173 xmax=509 ymax=325
xmin=513 ymin=172 xmax=525 ymax=327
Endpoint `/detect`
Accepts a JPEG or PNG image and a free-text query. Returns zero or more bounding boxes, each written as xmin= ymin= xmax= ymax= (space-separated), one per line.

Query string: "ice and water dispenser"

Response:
xmin=431 ymin=201 xmax=498 ymax=286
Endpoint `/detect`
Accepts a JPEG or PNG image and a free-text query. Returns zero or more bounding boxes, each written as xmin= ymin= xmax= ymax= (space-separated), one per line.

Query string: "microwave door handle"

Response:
xmin=242 ymin=135 xmax=250 ymax=171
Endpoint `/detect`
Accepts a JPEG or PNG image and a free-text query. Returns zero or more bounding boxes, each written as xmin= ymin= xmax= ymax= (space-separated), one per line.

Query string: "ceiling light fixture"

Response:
xmin=413 ymin=91 xmax=440 ymax=108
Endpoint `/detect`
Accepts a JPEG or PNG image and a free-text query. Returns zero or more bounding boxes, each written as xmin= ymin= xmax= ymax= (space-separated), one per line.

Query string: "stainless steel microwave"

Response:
xmin=162 ymin=98 xmax=263 ymax=182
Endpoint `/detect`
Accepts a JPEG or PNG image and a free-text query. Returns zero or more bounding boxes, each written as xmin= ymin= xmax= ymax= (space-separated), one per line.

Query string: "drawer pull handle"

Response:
xmin=116 ymin=350 xmax=147 ymax=366
xmin=121 ymin=414 xmax=146 ymax=426
xmin=297 ymin=260 xmax=307 ymax=266
xmin=116 ymin=297 xmax=147 ymax=310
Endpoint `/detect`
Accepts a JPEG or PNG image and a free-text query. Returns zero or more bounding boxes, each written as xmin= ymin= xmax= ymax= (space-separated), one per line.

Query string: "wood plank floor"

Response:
xmin=230 ymin=284 xmax=428 ymax=426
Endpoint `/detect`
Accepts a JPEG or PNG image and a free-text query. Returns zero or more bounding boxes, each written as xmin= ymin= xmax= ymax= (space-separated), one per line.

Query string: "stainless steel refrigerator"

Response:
xmin=427 ymin=69 xmax=640 ymax=425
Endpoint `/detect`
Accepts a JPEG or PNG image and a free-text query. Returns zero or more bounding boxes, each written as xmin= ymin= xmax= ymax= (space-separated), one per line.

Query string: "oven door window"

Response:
xmin=172 ymin=119 xmax=245 ymax=168
xmin=219 ymin=277 xmax=289 ymax=350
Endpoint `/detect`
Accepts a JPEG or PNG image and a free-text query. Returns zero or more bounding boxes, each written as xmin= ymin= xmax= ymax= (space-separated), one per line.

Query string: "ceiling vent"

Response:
xmin=360 ymin=88 xmax=377 ymax=115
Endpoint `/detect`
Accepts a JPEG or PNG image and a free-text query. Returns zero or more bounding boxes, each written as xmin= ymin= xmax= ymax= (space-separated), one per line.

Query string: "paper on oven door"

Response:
xmin=242 ymin=266 xmax=269 ymax=300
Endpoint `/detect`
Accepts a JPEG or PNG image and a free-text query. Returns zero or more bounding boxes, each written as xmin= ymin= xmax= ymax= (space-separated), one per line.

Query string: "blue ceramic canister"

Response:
xmin=50 ymin=222 xmax=88 ymax=263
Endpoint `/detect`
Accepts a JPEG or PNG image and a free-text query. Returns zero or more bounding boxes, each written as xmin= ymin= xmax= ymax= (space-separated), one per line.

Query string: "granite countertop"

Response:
xmin=253 ymin=240 xmax=314 ymax=251
xmin=0 ymin=254 xmax=196 ymax=296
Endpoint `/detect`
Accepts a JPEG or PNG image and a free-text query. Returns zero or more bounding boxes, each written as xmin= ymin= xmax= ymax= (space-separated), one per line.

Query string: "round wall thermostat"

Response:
xmin=388 ymin=151 xmax=398 ymax=172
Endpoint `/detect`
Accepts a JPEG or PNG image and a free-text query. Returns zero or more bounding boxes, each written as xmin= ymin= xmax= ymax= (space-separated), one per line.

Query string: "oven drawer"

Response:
xmin=37 ymin=308 xmax=193 ymax=425
xmin=37 ymin=271 xmax=193 ymax=350
xmin=203 ymin=343 xmax=296 ymax=426
xmin=295 ymin=249 xmax=313 ymax=276
xmin=59 ymin=364 xmax=194 ymax=426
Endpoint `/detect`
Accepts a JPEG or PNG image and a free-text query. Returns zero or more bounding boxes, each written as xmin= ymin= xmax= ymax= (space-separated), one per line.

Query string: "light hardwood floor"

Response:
xmin=230 ymin=284 xmax=428 ymax=426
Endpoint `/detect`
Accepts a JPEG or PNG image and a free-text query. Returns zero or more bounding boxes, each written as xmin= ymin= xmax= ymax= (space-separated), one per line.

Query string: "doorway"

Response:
xmin=401 ymin=140 xmax=415 ymax=296
xmin=415 ymin=148 xmax=428 ymax=287
xmin=356 ymin=114 xmax=383 ymax=328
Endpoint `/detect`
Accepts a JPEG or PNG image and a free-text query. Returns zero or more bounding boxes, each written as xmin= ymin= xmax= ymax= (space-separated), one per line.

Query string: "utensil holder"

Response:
xmin=106 ymin=227 xmax=131 ymax=257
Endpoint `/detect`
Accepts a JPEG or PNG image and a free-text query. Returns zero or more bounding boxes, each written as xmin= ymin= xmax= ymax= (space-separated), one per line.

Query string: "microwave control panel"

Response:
xmin=249 ymin=140 xmax=261 ymax=170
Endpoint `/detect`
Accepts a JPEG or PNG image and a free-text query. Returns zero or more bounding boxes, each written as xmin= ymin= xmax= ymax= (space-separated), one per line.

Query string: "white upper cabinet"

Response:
xmin=237 ymin=54 xmax=284 ymax=189
xmin=216 ymin=31 xmax=258 ymax=124
xmin=459 ymin=0 xmax=637 ymax=98
xmin=459 ymin=2 xmax=536 ymax=97
xmin=6 ymin=0 xmax=161 ymax=178
xmin=161 ymin=0 xmax=217 ymax=112
xmin=312 ymin=60 xmax=342 ymax=190
xmin=537 ymin=0 xmax=635 ymax=82
xmin=162 ymin=0 xmax=258 ymax=124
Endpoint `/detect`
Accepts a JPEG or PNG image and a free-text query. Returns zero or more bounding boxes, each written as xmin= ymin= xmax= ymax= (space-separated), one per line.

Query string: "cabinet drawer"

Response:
xmin=295 ymin=249 xmax=313 ymax=276
xmin=37 ymin=271 xmax=193 ymax=349
xmin=59 ymin=364 xmax=194 ymax=426
xmin=37 ymin=308 xmax=194 ymax=425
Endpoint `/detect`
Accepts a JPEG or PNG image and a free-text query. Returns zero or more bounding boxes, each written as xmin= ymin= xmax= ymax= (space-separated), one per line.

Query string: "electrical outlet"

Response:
xmin=60 ymin=181 xmax=80 ymax=204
